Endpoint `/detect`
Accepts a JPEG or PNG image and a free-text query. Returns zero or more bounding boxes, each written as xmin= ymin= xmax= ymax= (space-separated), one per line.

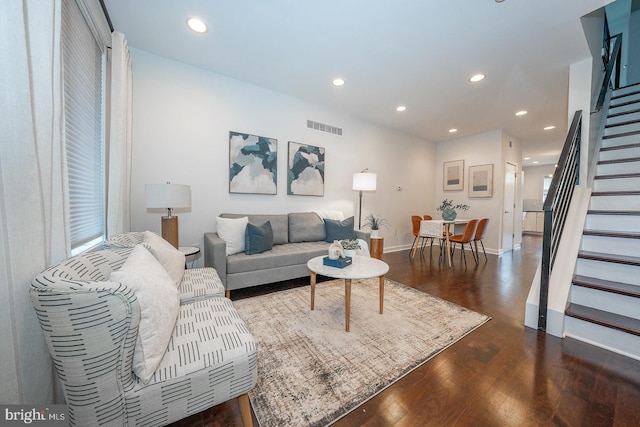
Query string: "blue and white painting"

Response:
xmin=288 ymin=141 xmax=325 ymax=196
xmin=229 ymin=131 xmax=277 ymax=194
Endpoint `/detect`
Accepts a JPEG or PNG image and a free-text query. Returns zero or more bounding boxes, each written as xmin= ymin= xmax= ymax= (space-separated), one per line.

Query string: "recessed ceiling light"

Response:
xmin=332 ymin=78 xmax=345 ymax=87
xmin=449 ymin=128 xmax=458 ymax=133
xmin=544 ymin=125 xmax=556 ymax=130
xmin=532 ymin=161 xmax=539 ymax=164
xmin=469 ymin=74 xmax=486 ymax=83
xmin=187 ymin=18 xmax=208 ymax=33
xmin=515 ymin=110 xmax=527 ymax=116
xmin=396 ymin=106 xmax=407 ymax=112
xmin=524 ymin=157 xmax=531 ymax=160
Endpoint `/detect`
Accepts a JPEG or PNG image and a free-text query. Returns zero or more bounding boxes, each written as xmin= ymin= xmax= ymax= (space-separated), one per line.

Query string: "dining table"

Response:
xmin=416 ymin=219 xmax=469 ymax=267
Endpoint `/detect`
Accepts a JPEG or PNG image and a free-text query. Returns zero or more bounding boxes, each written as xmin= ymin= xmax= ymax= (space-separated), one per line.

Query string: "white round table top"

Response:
xmin=307 ymin=255 xmax=389 ymax=279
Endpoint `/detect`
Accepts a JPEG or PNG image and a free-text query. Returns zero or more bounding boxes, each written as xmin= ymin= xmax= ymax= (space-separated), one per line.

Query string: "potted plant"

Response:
xmin=340 ymin=239 xmax=360 ymax=258
xmin=436 ymin=199 xmax=470 ymax=221
xmin=362 ymin=213 xmax=389 ymax=238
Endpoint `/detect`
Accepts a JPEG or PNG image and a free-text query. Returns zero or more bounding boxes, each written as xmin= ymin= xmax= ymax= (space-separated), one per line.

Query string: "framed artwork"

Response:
xmin=443 ymin=159 xmax=464 ymax=191
xmin=287 ymin=141 xmax=325 ymax=196
xmin=229 ymin=131 xmax=277 ymax=194
xmin=469 ymin=164 xmax=494 ymax=197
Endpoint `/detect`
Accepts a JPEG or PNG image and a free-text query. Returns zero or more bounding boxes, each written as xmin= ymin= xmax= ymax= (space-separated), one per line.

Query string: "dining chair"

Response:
xmin=423 ymin=215 xmax=432 ymax=220
xmin=449 ymin=219 xmax=479 ymax=267
xmin=410 ymin=215 xmax=432 ymax=258
xmin=472 ymin=218 xmax=490 ymax=262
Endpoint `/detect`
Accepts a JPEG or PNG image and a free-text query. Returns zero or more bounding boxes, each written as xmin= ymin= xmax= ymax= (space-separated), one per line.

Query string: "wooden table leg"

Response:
xmin=445 ymin=223 xmax=452 ymax=268
xmin=310 ymin=271 xmax=316 ymax=310
xmin=379 ymin=275 xmax=385 ymax=314
xmin=345 ymin=279 xmax=351 ymax=332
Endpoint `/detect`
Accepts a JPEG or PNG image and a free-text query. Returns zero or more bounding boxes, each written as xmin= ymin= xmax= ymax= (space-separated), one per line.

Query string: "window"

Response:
xmin=62 ymin=0 xmax=107 ymax=254
xmin=543 ymin=176 xmax=552 ymax=202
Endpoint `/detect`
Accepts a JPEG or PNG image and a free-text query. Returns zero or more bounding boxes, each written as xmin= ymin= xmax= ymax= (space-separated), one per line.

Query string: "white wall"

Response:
xmin=435 ymin=130 xmax=522 ymax=254
xmin=523 ymin=164 xmax=557 ymax=201
xmin=129 ymin=49 xmax=436 ymax=260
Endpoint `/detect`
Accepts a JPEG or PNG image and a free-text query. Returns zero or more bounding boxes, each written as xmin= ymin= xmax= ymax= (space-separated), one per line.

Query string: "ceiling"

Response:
xmin=103 ymin=0 xmax=612 ymax=166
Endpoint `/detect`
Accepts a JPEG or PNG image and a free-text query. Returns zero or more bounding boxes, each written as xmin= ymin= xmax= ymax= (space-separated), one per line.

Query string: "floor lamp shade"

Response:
xmin=353 ymin=171 xmax=377 ymax=229
xmin=145 ymin=183 xmax=191 ymax=248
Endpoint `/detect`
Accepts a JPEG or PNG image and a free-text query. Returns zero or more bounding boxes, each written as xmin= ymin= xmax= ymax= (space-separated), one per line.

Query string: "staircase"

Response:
xmin=564 ymin=83 xmax=640 ymax=359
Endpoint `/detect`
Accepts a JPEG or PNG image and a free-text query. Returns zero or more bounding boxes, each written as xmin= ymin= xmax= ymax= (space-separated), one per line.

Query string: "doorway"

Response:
xmin=502 ymin=162 xmax=517 ymax=252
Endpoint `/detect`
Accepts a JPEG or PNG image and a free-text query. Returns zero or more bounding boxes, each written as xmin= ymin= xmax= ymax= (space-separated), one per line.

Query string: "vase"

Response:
xmin=344 ymin=249 xmax=357 ymax=258
xmin=370 ymin=229 xmax=379 ymax=238
xmin=442 ymin=208 xmax=457 ymax=221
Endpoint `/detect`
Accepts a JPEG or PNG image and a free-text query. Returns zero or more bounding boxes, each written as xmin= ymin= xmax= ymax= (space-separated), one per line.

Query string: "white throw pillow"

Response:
xmin=217 ymin=216 xmax=249 ymax=255
xmin=110 ymin=245 xmax=180 ymax=384
xmin=143 ymin=231 xmax=185 ymax=286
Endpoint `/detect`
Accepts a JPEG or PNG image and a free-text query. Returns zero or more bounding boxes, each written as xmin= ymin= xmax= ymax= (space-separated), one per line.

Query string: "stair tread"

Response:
xmin=573 ymin=275 xmax=640 ymax=298
xmin=583 ymin=229 xmax=640 ymax=239
xmin=578 ymin=250 xmax=640 ymax=266
xmin=605 ymin=119 xmax=640 ymax=129
xmin=600 ymin=142 xmax=640 ymax=152
xmin=587 ymin=210 xmax=640 ymax=216
xmin=611 ymin=87 xmax=640 ymax=100
xmin=591 ymin=190 xmax=640 ymax=196
xmin=594 ymin=172 xmax=640 ymax=180
xmin=603 ymin=130 xmax=640 ymax=139
xmin=607 ymin=107 xmax=640 ymax=119
xmin=597 ymin=156 xmax=640 ymax=165
xmin=565 ymin=303 xmax=640 ymax=337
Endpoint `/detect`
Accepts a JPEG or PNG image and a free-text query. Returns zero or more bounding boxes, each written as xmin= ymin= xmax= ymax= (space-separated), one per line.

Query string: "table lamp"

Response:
xmin=352 ymin=169 xmax=377 ymax=229
xmin=145 ymin=183 xmax=191 ymax=248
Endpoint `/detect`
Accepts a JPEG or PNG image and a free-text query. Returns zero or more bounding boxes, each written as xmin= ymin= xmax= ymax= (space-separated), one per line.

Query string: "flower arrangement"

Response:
xmin=362 ymin=213 xmax=389 ymax=231
xmin=436 ymin=199 xmax=470 ymax=212
xmin=340 ymin=239 xmax=361 ymax=250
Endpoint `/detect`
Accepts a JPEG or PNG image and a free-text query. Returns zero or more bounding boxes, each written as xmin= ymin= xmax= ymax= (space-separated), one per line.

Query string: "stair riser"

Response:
xmin=576 ymin=258 xmax=640 ymax=285
xmin=589 ymin=194 xmax=640 ymax=210
xmin=601 ymin=133 xmax=640 ymax=148
xmin=607 ymin=110 xmax=640 ymax=125
xmin=586 ymin=214 xmax=640 ymax=232
xmin=570 ymin=285 xmax=640 ymax=320
xmin=609 ymin=102 xmax=640 ymax=116
xmin=605 ymin=122 xmax=640 ymax=136
xmin=581 ymin=234 xmax=640 ymax=258
xmin=598 ymin=146 xmax=640 ymax=161
xmin=593 ymin=177 xmax=640 ymax=191
xmin=613 ymin=86 xmax=640 ymax=98
xmin=564 ymin=317 xmax=640 ymax=360
xmin=596 ymin=161 xmax=640 ymax=175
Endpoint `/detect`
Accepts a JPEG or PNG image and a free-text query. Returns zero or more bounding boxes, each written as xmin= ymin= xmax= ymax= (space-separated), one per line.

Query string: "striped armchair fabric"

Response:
xmin=30 ymin=243 xmax=258 ymax=426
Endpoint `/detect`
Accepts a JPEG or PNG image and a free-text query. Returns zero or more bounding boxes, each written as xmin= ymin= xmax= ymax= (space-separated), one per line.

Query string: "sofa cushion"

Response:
xmin=227 ymin=241 xmax=330 ymax=274
xmin=217 ymin=216 xmax=249 ymax=255
xmin=324 ymin=216 xmax=356 ymax=242
xmin=143 ymin=231 xmax=185 ymax=286
xmin=110 ymin=245 xmax=179 ymax=384
xmin=245 ymin=221 xmax=274 ymax=255
xmin=222 ymin=213 xmax=289 ymax=245
xmin=178 ymin=267 xmax=225 ymax=304
xmin=288 ymin=212 xmax=325 ymax=242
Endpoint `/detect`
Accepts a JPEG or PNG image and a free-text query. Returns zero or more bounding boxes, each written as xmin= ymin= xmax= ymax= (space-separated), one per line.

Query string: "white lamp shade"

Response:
xmin=145 ymin=183 xmax=191 ymax=209
xmin=352 ymin=172 xmax=377 ymax=191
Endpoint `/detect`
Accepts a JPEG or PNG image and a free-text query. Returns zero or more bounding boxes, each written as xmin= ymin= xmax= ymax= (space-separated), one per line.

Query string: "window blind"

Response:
xmin=62 ymin=0 xmax=106 ymax=250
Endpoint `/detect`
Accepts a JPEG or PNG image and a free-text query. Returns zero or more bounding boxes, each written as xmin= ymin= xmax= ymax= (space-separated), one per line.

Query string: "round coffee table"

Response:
xmin=307 ymin=255 xmax=390 ymax=332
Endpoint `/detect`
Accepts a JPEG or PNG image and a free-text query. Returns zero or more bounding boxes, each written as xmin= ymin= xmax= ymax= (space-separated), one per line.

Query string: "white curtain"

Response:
xmin=107 ymin=31 xmax=133 ymax=237
xmin=0 ymin=0 xmax=67 ymax=404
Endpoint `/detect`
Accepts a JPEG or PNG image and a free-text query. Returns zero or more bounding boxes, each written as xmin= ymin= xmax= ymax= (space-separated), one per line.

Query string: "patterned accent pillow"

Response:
xmin=110 ymin=245 xmax=179 ymax=384
xmin=143 ymin=231 xmax=185 ymax=286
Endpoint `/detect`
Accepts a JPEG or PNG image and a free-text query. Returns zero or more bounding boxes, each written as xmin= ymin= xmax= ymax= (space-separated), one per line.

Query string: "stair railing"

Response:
xmin=538 ymin=110 xmax=582 ymax=331
xmin=594 ymin=32 xmax=622 ymax=112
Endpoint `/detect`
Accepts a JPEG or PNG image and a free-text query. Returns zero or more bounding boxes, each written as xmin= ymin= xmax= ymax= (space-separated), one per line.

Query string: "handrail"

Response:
xmin=594 ymin=33 xmax=622 ymax=112
xmin=538 ymin=110 xmax=582 ymax=331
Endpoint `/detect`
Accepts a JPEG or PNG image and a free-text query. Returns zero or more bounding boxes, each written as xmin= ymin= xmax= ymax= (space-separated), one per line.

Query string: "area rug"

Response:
xmin=233 ymin=278 xmax=490 ymax=427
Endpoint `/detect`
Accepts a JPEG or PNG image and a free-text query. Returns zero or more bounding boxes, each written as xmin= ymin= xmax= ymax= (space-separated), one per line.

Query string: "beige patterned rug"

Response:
xmin=233 ymin=278 xmax=490 ymax=427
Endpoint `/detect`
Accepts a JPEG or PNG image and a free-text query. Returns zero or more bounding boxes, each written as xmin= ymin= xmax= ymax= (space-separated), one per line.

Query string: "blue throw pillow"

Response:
xmin=245 ymin=221 xmax=274 ymax=255
xmin=324 ymin=216 xmax=355 ymax=242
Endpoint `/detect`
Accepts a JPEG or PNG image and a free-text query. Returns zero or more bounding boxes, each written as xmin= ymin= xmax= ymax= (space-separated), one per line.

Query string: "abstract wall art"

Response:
xmin=287 ymin=141 xmax=325 ymax=196
xmin=229 ymin=131 xmax=277 ymax=194
xmin=443 ymin=159 xmax=464 ymax=191
xmin=469 ymin=164 xmax=493 ymax=197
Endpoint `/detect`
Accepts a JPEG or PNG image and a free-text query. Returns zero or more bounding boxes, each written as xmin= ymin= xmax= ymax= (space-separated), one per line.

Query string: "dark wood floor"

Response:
xmin=173 ymin=235 xmax=640 ymax=426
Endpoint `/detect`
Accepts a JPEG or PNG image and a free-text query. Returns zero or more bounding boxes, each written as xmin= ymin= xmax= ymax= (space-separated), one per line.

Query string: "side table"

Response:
xmin=370 ymin=237 xmax=384 ymax=260
xmin=179 ymin=246 xmax=200 ymax=268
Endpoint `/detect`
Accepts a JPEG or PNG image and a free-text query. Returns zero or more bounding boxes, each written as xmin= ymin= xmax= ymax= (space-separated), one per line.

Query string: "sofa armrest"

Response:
xmin=355 ymin=230 xmax=370 ymax=245
xmin=204 ymin=232 xmax=227 ymax=288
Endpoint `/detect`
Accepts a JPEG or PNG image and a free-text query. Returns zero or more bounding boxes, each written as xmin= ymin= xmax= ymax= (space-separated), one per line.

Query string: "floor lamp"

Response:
xmin=352 ymin=169 xmax=377 ymax=229
xmin=145 ymin=183 xmax=191 ymax=248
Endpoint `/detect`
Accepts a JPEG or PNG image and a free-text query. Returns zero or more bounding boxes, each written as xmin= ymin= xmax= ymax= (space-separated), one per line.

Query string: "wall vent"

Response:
xmin=307 ymin=119 xmax=342 ymax=136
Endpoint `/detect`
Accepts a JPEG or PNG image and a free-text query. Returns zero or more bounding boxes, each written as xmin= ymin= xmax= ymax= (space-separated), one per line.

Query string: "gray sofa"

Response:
xmin=204 ymin=212 xmax=369 ymax=295
xmin=30 ymin=234 xmax=257 ymax=426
